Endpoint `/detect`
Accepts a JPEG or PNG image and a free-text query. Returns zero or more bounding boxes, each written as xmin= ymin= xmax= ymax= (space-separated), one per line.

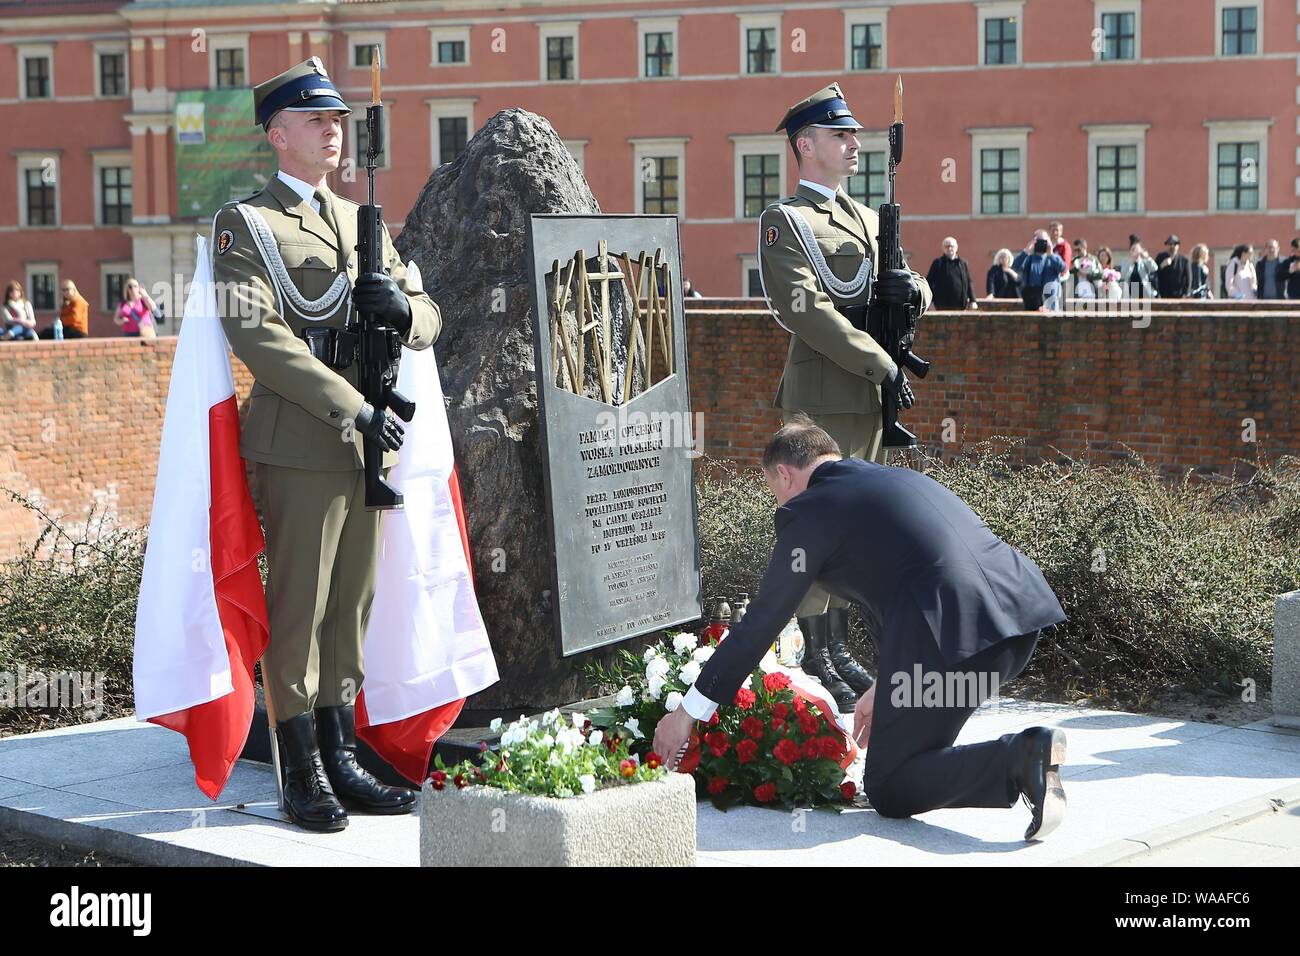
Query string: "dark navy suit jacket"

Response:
xmin=693 ymin=458 xmax=1067 ymax=706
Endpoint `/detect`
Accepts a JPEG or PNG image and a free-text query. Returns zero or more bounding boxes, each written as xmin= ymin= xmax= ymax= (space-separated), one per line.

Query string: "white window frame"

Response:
xmin=976 ymin=1 xmax=1023 ymax=67
xmin=350 ymin=102 xmax=393 ymax=171
xmin=738 ymin=14 xmax=781 ymax=76
xmin=1205 ymin=119 xmax=1270 ymax=212
xmin=16 ymin=153 xmax=60 ymax=228
xmin=93 ymin=42 xmax=129 ymax=99
xmin=844 ymin=8 xmax=888 ymax=72
xmin=18 ymin=45 xmax=55 ymax=100
xmin=740 ymin=255 xmax=761 ymax=298
xmin=100 ymin=261 xmax=133 ymax=312
xmin=1215 ymin=0 xmax=1262 ymax=57
xmin=91 ymin=150 xmax=133 ymax=227
xmin=539 ymin=22 xmax=580 ymax=82
xmin=968 ymin=127 xmax=1030 ymax=218
xmin=427 ymin=98 xmax=477 ymax=168
xmin=347 ymin=32 xmax=386 ymax=71
xmin=1084 ymin=123 xmax=1148 ymax=215
xmin=429 ymin=25 xmax=471 ymax=67
xmin=732 ymin=134 xmax=787 ymax=220
xmin=637 ymin=17 xmax=679 ymax=80
xmin=25 ymin=262 xmax=59 ymax=313
xmin=208 ymin=34 xmax=250 ymax=90
xmin=563 ymin=139 xmax=588 ymax=171
xmin=631 ymin=138 xmax=687 ymax=218
xmin=1092 ymin=0 xmax=1141 ymax=62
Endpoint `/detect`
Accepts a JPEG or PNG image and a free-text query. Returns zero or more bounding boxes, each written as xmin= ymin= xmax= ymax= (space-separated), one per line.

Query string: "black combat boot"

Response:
xmin=826 ymin=607 xmax=875 ymax=696
xmin=798 ymin=615 xmax=857 ymax=713
xmin=277 ymin=711 xmax=348 ymax=833
xmin=316 ymin=704 xmax=418 ymax=815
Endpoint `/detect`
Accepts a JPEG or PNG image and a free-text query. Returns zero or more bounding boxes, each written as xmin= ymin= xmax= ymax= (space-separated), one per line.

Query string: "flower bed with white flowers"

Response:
xmin=419 ymin=709 xmax=696 ymax=866
xmin=586 ymin=632 xmax=860 ymax=811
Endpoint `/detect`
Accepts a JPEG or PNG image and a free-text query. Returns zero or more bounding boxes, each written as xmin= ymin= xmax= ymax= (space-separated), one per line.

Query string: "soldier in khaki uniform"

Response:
xmin=758 ymin=83 xmax=932 ymax=713
xmin=212 ymin=58 xmax=440 ymax=832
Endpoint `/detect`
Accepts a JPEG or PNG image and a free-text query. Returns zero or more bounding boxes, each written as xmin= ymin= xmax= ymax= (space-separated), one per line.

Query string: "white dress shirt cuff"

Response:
xmin=681 ymin=684 xmax=719 ymax=721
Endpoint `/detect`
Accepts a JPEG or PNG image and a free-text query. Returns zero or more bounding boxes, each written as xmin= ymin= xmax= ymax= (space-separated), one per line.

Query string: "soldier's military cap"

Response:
xmin=253 ymin=56 xmax=351 ymax=129
xmin=775 ymin=82 xmax=863 ymax=141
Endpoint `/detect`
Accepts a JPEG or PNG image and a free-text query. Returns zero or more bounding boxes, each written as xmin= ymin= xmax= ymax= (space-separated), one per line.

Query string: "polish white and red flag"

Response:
xmin=134 ymin=240 xmax=497 ymax=797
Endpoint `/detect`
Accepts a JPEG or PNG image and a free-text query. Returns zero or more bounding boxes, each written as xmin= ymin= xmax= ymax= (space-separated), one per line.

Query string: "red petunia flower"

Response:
xmin=741 ymin=715 xmax=766 ymax=740
xmin=736 ymin=739 xmax=759 ymax=765
xmin=707 ymin=776 xmax=729 ymax=795
xmin=841 ymin=781 xmax=857 ymax=800
xmin=753 ymin=782 xmax=778 ymax=803
xmin=734 ymin=688 xmax=756 ymax=710
xmin=773 ymin=738 xmax=801 ymax=766
xmin=762 ymin=672 xmax=792 ymax=693
xmin=703 ymin=731 xmax=731 ymax=758
xmin=678 ymin=746 xmax=703 ymax=774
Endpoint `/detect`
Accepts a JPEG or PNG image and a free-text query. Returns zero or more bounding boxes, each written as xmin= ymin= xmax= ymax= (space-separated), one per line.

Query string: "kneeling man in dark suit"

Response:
xmin=654 ymin=415 xmax=1070 ymax=840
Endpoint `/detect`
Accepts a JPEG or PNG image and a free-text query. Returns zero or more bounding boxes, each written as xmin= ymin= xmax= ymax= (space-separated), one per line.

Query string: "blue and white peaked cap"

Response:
xmin=253 ymin=56 xmax=351 ymax=130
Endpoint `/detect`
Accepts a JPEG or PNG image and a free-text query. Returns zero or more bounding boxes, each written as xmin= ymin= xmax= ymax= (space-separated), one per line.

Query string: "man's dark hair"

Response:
xmin=788 ymin=125 xmax=811 ymax=164
xmin=762 ymin=413 xmax=841 ymax=470
xmin=1033 ymin=237 xmax=1050 ymax=254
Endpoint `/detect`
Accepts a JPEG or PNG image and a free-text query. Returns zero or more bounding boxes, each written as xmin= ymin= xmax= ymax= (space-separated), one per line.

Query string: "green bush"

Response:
xmin=696 ymin=445 xmax=1300 ymax=708
xmin=0 ymin=490 xmax=142 ymax=734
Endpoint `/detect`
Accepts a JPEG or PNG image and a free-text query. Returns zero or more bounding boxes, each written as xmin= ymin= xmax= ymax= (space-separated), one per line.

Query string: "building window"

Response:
xmin=100 ymin=166 xmax=132 ymax=225
xmin=105 ymin=272 xmax=130 ymax=311
xmin=846 ymin=151 xmax=886 ymax=208
xmin=30 ymin=271 xmax=57 ymax=311
xmin=214 ymin=48 xmax=245 ymax=88
xmin=746 ymin=265 xmax=763 ymax=297
xmin=746 ymin=28 xmax=777 ymax=74
xmin=979 ymin=148 xmax=1020 ymax=215
xmin=983 ymin=17 xmax=1017 ymax=65
xmin=850 ymin=22 xmax=883 ymax=70
xmin=353 ymin=43 xmax=380 ymax=67
xmin=1100 ymin=12 xmax=1135 ymax=60
xmin=439 ymin=117 xmax=468 ymax=164
xmin=1221 ymin=5 xmax=1257 ymax=55
xmin=99 ymin=52 xmax=126 ymax=96
xmin=640 ymin=157 xmax=679 ymax=214
xmin=742 ymin=154 xmax=780 ymax=218
xmin=644 ymin=32 xmax=674 ymax=77
xmin=1096 ymin=144 xmax=1138 ymax=212
xmin=1215 ymin=141 xmax=1260 ymax=210
xmin=438 ymin=40 xmax=466 ymax=64
xmin=25 ymin=56 xmax=51 ymax=99
xmin=546 ymin=35 xmax=575 ymax=80
xmin=25 ymin=168 xmax=56 ymax=226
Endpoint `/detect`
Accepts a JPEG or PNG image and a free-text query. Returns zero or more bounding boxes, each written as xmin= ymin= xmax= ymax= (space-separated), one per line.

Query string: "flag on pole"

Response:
xmin=355 ymin=263 xmax=499 ymax=783
xmin=133 ymin=234 xmax=270 ymax=800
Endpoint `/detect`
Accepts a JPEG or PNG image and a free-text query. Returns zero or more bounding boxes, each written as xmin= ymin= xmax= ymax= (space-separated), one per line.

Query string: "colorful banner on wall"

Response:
xmin=174 ymin=89 xmax=274 ymax=221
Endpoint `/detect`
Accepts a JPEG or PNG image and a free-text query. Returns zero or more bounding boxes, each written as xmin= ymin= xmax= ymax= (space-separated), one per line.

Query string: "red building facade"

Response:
xmin=1 ymin=0 xmax=1295 ymax=334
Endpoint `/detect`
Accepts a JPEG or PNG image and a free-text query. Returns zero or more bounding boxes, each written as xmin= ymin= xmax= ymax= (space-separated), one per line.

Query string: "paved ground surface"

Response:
xmin=2 ymin=697 xmax=1298 ymax=866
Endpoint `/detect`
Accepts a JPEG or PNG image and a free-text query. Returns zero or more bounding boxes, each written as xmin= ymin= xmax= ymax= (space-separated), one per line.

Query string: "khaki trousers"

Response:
xmin=782 ymin=409 xmax=885 ymax=618
xmin=256 ymin=463 xmax=385 ymax=721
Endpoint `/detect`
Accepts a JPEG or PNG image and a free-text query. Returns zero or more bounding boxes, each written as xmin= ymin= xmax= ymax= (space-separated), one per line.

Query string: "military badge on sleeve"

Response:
xmin=217 ymin=229 xmax=234 ymax=255
xmin=764 ymin=224 xmax=780 ymax=247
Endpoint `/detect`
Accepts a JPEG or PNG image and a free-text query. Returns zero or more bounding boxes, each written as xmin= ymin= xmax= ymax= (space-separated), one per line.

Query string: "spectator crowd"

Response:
xmin=1 ymin=276 xmax=162 ymax=343
xmin=924 ymin=222 xmax=1300 ymax=312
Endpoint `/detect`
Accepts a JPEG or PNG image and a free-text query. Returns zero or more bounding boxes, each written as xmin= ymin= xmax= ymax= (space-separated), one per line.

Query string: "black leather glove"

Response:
xmin=886 ymin=366 xmax=915 ymax=409
xmin=353 ymin=273 xmax=412 ymax=335
xmin=873 ymin=269 xmax=920 ymax=307
xmin=354 ymin=401 xmax=405 ymax=451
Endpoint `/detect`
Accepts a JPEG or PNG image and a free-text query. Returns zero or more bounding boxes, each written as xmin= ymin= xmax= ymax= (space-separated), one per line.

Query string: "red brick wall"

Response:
xmin=0 ymin=304 xmax=1295 ymax=558
xmin=0 ymin=338 xmax=252 ymax=560
xmin=686 ymin=302 xmax=1300 ymax=472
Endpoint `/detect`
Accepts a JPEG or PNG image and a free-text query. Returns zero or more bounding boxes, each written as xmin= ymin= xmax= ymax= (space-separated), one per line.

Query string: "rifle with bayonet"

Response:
xmin=355 ymin=48 xmax=415 ymax=509
xmin=868 ymin=76 xmax=931 ymax=448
